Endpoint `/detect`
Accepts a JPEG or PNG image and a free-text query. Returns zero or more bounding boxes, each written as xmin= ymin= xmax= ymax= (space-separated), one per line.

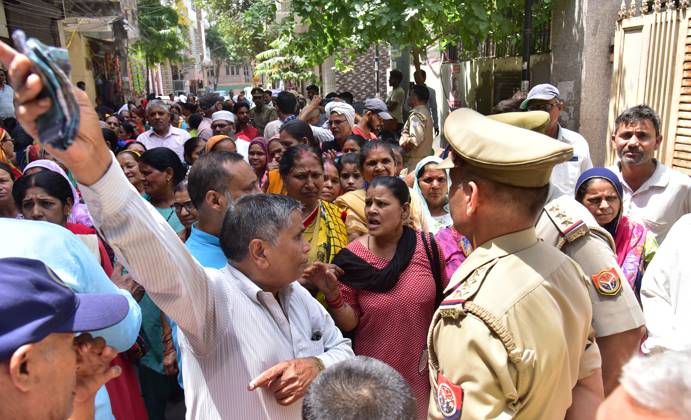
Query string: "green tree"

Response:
xmin=199 ymin=0 xmax=317 ymax=83
xmin=198 ymin=0 xmax=276 ymax=61
xmin=205 ymin=25 xmax=233 ymax=90
xmin=132 ymin=0 xmax=188 ymax=93
xmin=276 ymin=0 xmax=550 ymax=71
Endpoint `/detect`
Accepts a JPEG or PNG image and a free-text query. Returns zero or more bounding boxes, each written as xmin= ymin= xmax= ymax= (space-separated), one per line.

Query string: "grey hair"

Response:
xmin=146 ymin=99 xmax=170 ymax=114
xmin=620 ymin=350 xmax=691 ymax=417
xmin=302 ymin=356 xmax=417 ymax=420
xmin=219 ymin=194 xmax=301 ymax=261
xmin=174 ymin=178 xmax=188 ymax=193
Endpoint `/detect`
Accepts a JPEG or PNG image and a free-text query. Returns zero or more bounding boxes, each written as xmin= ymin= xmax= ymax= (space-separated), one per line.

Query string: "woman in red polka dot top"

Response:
xmin=305 ymin=175 xmax=448 ymax=419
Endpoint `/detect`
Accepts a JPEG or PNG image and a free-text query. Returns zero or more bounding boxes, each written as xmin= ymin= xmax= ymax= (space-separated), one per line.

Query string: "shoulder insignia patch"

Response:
xmin=437 ymin=372 xmax=464 ymax=419
xmin=439 ymin=260 xmax=498 ymax=319
xmin=438 ymin=290 xmax=466 ymax=320
xmin=592 ymin=268 xmax=622 ymax=296
xmin=545 ymin=204 xmax=590 ymax=246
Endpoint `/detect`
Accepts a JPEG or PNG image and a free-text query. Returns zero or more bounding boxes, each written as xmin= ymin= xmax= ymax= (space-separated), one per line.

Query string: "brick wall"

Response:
xmin=334 ymin=45 xmax=390 ymax=102
xmin=159 ymin=63 xmax=173 ymax=96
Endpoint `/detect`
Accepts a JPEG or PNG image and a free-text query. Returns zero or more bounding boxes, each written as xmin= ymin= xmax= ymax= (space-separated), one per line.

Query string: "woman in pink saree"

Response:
xmin=575 ymin=167 xmax=657 ymax=300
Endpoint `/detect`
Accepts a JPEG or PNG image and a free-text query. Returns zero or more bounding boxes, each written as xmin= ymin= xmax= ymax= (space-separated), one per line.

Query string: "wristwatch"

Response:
xmin=312 ymin=356 xmax=325 ymax=372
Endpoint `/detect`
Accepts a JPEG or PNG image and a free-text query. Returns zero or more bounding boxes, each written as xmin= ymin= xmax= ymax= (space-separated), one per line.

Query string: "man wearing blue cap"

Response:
xmin=0 ymin=217 xmax=143 ymax=420
xmin=0 ymin=257 xmax=128 ymax=420
xmin=521 ymin=83 xmax=593 ymax=198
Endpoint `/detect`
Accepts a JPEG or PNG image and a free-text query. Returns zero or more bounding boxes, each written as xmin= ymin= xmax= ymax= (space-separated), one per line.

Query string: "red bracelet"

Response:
xmin=326 ymin=294 xmax=344 ymax=309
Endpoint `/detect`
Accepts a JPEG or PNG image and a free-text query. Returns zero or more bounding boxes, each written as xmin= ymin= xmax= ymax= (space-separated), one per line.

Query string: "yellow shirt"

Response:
xmin=265 ymin=169 xmax=286 ymax=195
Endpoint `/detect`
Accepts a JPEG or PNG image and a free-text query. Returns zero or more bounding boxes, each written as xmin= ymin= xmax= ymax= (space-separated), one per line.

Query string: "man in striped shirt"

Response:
xmin=2 ymin=41 xmax=354 ymax=419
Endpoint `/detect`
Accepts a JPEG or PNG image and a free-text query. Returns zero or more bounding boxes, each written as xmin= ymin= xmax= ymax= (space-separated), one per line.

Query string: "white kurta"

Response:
xmin=640 ymin=214 xmax=691 ymax=353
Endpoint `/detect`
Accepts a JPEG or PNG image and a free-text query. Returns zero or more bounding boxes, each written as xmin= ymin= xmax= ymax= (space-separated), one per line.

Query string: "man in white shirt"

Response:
xmin=640 ymin=214 xmax=691 ymax=353
xmin=136 ymin=99 xmax=190 ymax=162
xmin=297 ymin=94 xmax=335 ymax=146
xmin=608 ymin=105 xmax=691 ymax=243
xmin=4 ymin=38 xmax=354 ymax=418
xmin=521 ymin=83 xmax=593 ymax=198
xmin=0 ymin=69 xmax=14 ymax=120
xmin=211 ymin=110 xmax=251 ymax=159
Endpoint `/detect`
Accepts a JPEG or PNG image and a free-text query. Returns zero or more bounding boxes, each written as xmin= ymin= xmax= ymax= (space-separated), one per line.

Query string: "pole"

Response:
xmin=374 ymin=45 xmax=380 ymax=98
xmin=521 ymin=0 xmax=533 ymax=92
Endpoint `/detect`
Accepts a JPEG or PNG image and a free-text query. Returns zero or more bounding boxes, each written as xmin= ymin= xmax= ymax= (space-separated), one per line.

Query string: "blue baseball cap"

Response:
xmin=0 ymin=257 xmax=129 ymax=360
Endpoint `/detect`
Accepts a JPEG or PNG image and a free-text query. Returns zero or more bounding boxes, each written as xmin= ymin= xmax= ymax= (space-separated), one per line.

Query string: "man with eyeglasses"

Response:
xmin=323 ymin=101 xmax=355 ymax=153
xmin=211 ymin=110 xmax=236 ymax=137
xmin=520 ymin=83 xmax=593 ymax=198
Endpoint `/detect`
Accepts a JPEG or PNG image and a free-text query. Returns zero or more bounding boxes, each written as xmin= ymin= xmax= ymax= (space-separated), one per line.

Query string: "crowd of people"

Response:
xmin=0 ymin=36 xmax=690 ymax=420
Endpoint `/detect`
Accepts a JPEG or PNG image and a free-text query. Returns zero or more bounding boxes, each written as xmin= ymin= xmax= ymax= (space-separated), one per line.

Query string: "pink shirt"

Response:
xmin=136 ymin=126 xmax=190 ymax=162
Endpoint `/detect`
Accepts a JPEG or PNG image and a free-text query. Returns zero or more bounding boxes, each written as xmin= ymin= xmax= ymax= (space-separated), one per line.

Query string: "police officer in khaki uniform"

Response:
xmin=428 ymin=109 xmax=603 ymax=420
xmin=400 ymin=85 xmax=434 ymax=172
xmin=491 ymin=111 xmax=645 ymax=395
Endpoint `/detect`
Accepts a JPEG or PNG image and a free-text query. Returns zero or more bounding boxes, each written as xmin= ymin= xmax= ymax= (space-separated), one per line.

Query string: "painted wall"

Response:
xmin=551 ymin=0 xmax=620 ymax=166
xmin=65 ymin=32 xmax=97 ymax=101
xmin=458 ymin=54 xmax=551 ymax=114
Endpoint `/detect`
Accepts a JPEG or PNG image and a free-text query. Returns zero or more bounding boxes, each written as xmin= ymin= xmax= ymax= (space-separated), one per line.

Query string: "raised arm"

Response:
xmin=3 ymin=40 xmax=220 ymax=355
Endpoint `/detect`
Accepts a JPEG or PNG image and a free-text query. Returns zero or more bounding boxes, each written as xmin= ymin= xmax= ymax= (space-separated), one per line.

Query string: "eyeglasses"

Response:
xmin=173 ymin=201 xmax=195 ymax=213
xmin=526 ymin=101 xmax=557 ymax=112
xmin=211 ymin=123 xmax=231 ymax=130
xmin=0 ymin=137 xmax=12 ymax=144
xmin=327 ymin=119 xmax=347 ymax=126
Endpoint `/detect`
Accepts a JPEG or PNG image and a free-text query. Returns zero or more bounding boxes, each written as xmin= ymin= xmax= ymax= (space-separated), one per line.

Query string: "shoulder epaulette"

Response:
xmin=544 ymin=204 xmax=590 ymax=250
xmin=439 ymin=259 xmax=498 ymax=317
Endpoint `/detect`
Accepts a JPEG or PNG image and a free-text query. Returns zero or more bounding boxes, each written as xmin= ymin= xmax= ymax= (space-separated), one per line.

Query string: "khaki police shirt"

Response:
xmin=400 ymin=104 xmax=434 ymax=172
xmin=249 ymin=105 xmax=278 ymax=135
xmin=536 ymin=196 xmax=644 ymax=338
xmin=428 ymin=228 xmax=600 ymax=420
